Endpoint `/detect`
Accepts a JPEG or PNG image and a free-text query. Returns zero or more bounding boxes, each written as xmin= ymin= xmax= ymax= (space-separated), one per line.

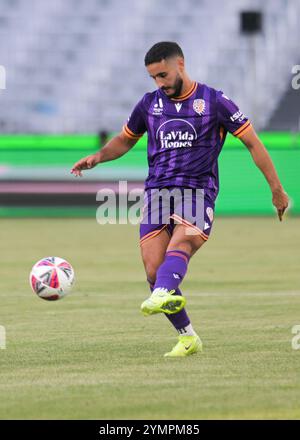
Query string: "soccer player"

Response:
xmin=71 ymin=42 xmax=289 ymax=357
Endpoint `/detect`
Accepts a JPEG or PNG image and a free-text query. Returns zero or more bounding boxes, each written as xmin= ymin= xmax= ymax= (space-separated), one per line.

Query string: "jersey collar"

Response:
xmin=169 ymin=81 xmax=198 ymax=101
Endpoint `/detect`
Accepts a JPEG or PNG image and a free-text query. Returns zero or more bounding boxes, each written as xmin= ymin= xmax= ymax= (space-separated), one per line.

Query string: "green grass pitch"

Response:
xmin=0 ymin=217 xmax=300 ymax=420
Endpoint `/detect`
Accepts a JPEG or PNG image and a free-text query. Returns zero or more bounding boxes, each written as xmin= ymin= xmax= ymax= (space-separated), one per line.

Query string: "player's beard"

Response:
xmin=162 ymin=75 xmax=183 ymax=98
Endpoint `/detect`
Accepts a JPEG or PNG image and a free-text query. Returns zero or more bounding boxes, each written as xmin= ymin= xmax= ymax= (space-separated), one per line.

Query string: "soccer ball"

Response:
xmin=30 ymin=257 xmax=74 ymax=301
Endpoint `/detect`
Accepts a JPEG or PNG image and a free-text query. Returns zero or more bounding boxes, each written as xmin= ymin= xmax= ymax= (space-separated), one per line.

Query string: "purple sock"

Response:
xmin=147 ymin=274 xmax=191 ymax=331
xmin=154 ymin=250 xmax=190 ymax=291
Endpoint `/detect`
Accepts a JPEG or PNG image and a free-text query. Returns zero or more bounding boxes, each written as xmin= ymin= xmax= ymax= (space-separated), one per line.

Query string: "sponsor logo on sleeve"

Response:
xmin=230 ymin=110 xmax=246 ymax=122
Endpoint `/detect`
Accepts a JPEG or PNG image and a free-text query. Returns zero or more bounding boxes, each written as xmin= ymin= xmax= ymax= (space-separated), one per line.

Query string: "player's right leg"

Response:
xmin=139 ymin=188 xmax=186 ymax=315
xmin=140 ymin=226 xmax=186 ymax=315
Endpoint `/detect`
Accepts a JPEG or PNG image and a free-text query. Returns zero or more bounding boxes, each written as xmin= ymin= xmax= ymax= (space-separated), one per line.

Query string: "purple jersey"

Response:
xmin=123 ymin=82 xmax=251 ymax=195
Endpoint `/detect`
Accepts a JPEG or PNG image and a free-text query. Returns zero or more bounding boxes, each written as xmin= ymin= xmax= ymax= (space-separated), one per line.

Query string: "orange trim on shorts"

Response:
xmin=170 ymin=214 xmax=209 ymax=241
xmin=140 ymin=225 xmax=168 ymax=246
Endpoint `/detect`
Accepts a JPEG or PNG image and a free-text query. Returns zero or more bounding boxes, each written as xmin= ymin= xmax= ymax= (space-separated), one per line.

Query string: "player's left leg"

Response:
xmin=140 ymin=187 xmax=188 ymax=316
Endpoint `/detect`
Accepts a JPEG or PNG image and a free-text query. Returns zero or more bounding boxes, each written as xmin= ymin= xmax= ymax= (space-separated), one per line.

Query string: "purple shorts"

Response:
xmin=140 ymin=187 xmax=216 ymax=246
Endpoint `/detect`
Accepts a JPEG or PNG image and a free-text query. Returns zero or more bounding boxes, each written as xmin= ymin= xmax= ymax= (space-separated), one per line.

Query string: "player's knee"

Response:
xmin=189 ymin=238 xmax=204 ymax=253
xmin=144 ymin=262 xmax=158 ymax=284
xmin=183 ymin=233 xmax=206 ymax=254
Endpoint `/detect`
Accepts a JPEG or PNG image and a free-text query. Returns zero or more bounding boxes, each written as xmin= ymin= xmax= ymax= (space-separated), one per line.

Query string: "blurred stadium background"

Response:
xmin=1 ymin=0 xmax=300 ymax=421
xmin=0 ymin=0 xmax=299 ymax=217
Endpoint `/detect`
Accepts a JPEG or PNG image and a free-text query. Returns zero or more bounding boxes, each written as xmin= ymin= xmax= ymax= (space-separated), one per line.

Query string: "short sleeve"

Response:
xmin=217 ymin=91 xmax=252 ymax=138
xmin=123 ymin=99 xmax=147 ymax=140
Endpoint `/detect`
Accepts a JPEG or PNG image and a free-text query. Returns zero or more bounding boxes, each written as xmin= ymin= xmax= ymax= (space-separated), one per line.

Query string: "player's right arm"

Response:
xmin=70 ymin=131 xmax=138 ymax=177
xmin=71 ymin=98 xmax=146 ymax=177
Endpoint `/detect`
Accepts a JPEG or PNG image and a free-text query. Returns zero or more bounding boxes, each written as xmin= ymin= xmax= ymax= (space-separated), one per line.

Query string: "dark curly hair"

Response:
xmin=144 ymin=42 xmax=184 ymax=66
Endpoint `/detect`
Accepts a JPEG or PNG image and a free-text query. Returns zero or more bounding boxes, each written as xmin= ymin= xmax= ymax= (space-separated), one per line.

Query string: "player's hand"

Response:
xmin=272 ymin=187 xmax=289 ymax=221
xmin=70 ymin=153 xmax=100 ymax=177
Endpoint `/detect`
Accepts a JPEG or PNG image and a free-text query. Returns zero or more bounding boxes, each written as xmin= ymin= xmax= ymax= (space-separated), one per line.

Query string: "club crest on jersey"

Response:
xmin=193 ymin=99 xmax=205 ymax=116
xmin=206 ymin=207 xmax=214 ymax=222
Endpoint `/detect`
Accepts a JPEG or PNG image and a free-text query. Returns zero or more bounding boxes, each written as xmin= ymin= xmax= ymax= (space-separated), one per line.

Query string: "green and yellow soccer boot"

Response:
xmin=164 ymin=335 xmax=203 ymax=357
xmin=141 ymin=287 xmax=186 ymax=316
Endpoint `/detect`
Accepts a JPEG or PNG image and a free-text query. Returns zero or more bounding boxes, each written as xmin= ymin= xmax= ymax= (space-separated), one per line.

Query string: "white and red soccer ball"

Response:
xmin=30 ymin=257 xmax=74 ymax=301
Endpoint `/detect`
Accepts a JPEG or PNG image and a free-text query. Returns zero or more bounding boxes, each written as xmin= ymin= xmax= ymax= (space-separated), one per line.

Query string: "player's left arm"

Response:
xmin=239 ymin=126 xmax=289 ymax=221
